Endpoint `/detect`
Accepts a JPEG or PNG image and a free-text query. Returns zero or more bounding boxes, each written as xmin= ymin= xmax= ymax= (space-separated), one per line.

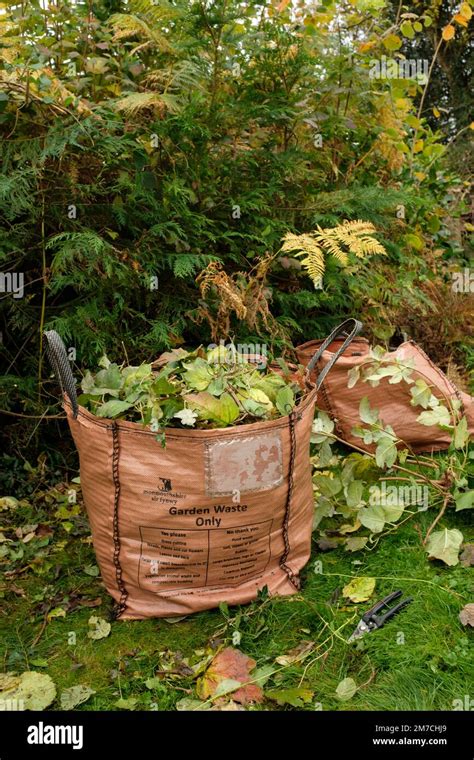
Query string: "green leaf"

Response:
xmin=359 ymin=396 xmax=379 ymax=424
xmin=383 ymin=34 xmax=402 ymax=51
xmin=375 ymin=436 xmax=397 ymax=468
xmin=115 ymin=697 xmax=138 ymax=710
xmin=358 ymin=504 xmax=386 ymax=533
xmin=336 ymin=677 xmax=357 ymax=701
xmin=311 ymin=411 xmax=335 ymax=443
xmin=425 ymin=528 xmax=463 ymax=566
xmin=96 ymin=399 xmax=133 ymax=418
xmin=266 ymin=687 xmax=314 ymax=707
xmin=417 ymin=406 xmax=451 ymax=427
xmin=240 ymin=388 xmax=273 ymax=417
xmin=345 ymin=480 xmax=364 ymax=509
xmin=347 ymin=366 xmax=360 ymax=389
xmin=345 ymin=536 xmax=368 ymax=552
xmin=410 ymin=379 xmax=432 ymax=409
xmin=185 ymin=392 xmax=240 ymax=426
xmin=0 ymin=672 xmax=56 ymax=711
xmin=454 ymin=416 xmax=469 ymax=449
xmin=455 ymin=491 xmax=474 ymax=511
xmin=313 ymin=473 xmax=342 ymax=497
xmin=400 ymin=21 xmax=415 ymax=38
xmin=275 ymin=385 xmax=295 ymax=416
xmin=182 ymin=358 xmax=214 ymax=391
xmin=343 ymin=576 xmax=376 ymax=603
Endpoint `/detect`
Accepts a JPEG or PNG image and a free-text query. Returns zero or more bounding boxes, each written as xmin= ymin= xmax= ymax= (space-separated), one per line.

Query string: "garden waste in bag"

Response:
xmin=44 ymin=319 xmax=362 ymax=619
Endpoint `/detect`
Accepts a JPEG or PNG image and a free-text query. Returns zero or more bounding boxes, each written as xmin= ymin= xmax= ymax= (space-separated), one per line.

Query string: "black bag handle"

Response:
xmin=43 ymin=330 xmax=79 ymax=418
xmin=306 ymin=318 xmax=363 ymax=390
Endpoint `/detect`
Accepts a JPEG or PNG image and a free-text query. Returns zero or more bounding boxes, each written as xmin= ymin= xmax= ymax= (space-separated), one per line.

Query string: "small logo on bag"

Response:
xmin=158 ymin=478 xmax=172 ymax=492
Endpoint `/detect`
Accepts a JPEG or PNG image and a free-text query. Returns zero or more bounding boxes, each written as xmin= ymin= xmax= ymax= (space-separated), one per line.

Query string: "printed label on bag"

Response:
xmin=205 ymin=432 xmax=283 ymax=496
xmin=138 ymin=520 xmax=272 ymax=591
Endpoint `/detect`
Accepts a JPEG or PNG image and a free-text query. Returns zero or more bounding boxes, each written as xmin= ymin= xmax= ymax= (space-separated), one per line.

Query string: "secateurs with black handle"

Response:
xmin=348 ymin=590 xmax=413 ymax=642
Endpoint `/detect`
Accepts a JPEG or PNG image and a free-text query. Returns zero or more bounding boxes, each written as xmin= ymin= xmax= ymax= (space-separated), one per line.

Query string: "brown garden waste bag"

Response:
xmin=296 ymin=335 xmax=474 ymax=454
xmin=44 ymin=319 xmax=362 ymax=620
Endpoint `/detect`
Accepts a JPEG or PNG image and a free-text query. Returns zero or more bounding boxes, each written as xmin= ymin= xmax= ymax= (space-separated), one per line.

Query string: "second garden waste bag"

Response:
xmin=44 ymin=319 xmax=362 ymax=619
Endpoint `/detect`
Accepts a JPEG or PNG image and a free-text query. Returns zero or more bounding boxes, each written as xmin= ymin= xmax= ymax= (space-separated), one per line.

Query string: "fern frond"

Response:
xmin=113 ymin=92 xmax=180 ymax=115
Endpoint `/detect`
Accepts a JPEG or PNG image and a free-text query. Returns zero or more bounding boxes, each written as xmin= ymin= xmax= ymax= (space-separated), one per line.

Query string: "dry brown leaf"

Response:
xmin=460 ymin=544 xmax=474 ymax=567
xmin=197 ymin=647 xmax=263 ymax=705
xmin=459 ymin=604 xmax=474 ymax=627
xmin=275 ymin=640 xmax=315 ymax=666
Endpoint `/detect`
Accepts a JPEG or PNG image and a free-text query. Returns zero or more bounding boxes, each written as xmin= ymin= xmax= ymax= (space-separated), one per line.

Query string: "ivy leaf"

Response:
xmin=359 ymin=396 xmax=379 ymax=424
xmin=417 ymin=406 xmax=451 ymax=427
xmin=96 ymin=400 xmax=133 ymax=418
xmin=266 ymin=687 xmax=313 ymax=707
xmin=375 ymin=436 xmax=397 ymax=468
xmin=343 ymin=576 xmax=376 ymax=603
xmin=358 ymin=504 xmax=386 ymax=533
xmin=336 ymin=677 xmax=357 ymax=701
xmin=425 ymin=528 xmax=463 ymax=566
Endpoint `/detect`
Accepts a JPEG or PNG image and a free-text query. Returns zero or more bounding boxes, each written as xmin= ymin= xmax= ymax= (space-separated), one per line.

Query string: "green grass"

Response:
xmin=0 ymin=483 xmax=472 ymax=712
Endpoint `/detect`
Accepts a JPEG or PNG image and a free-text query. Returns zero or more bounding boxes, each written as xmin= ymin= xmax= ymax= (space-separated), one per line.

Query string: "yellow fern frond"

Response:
xmin=114 ymin=92 xmax=180 ymax=116
xmin=279 ymin=220 xmax=386 ymax=287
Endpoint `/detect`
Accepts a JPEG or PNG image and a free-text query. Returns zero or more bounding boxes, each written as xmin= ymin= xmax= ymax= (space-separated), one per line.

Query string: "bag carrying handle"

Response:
xmin=306 ymin=318 xmax=363 ymax=390
xmin=43 ymin=330 xmax=79 ymax=418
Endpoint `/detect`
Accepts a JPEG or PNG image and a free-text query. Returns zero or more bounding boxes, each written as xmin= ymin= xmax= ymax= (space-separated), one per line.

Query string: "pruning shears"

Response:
xmin=348 ymin=590 xmax=413 ymax=642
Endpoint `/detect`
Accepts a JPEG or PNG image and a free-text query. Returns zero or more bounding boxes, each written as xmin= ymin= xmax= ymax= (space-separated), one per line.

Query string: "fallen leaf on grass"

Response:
xmin=275 ymin=640 xmax=315 ymax=666
xmin=87 ymin=615 xmax=111 ymax=640
xmin=197 ymin=647 xmax=263 ymax=705
xmin=115 ymin=697 xmax=138 ymax=710
xmin=0 ymin=497 xmax=19 ymax=511
xmin=459 ymin=544 xmax=474 ymax=567
xmin=336 ymin=677 xmax=357 ymax=702
xmin=425 ymin=529 xmax=463 ymax=566
xmin=345 ymin=537 xmax=368 ymax=552
xmin=459 ymin=604 xmax=474 ymax=627
xmin=0 ymin=671 xmax=56 ymax=710
xmin=266 ymin=687 xmax=314 ymax=707
xmin=343 ymin=576 xmax=376 ymax=603
xmin=60 ymin=685 xmax=96 ymax=709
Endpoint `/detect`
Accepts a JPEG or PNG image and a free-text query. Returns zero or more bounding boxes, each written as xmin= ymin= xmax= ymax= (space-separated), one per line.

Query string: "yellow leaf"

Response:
xmin=460 ymin=2 xmax=473 ymax=21
xmin=383 ymin=34 xmax=402 ymax=51
xmin=454 ymin=13 xmax=468 ymax=26
xmin=470 ymin=122 xmax=474 ymax=130
xmin=442 ymin=24 xmax=455 ymax=40
xmin=413 ymin=139 xmax=424 ymax=153
xmin=432 ymin=106 xmax=440 ymax=118
xmin=359 ymin=40 xmax=377 ymax=52
xmin=277 ymin=0 xmax=290 ymax=11
xmin=414 ymin=171 xmax=426 ymax=182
